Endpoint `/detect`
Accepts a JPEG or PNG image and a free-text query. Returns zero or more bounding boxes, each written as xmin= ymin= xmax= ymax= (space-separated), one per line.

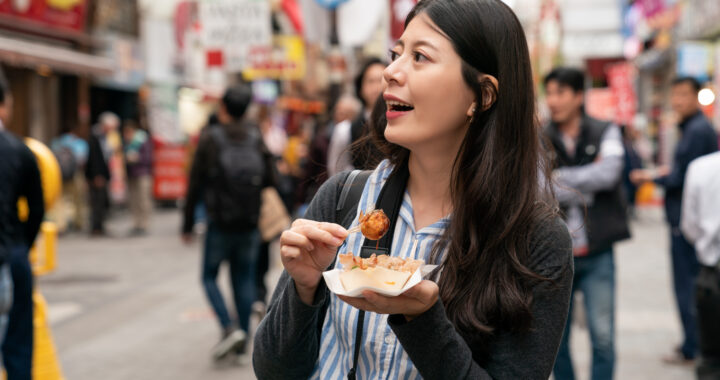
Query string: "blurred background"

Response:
xmin=0 ymin=0 xmax=718 ymax=379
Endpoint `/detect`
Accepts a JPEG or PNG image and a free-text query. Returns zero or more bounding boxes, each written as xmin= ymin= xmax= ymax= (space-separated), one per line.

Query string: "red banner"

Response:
xmin=0 ymin=0 xmax=87 ymax=33
xmin=607 ymin=62 xmax=637 ymax=126
xmin=153 ymin=140 xmax=188 ymax=201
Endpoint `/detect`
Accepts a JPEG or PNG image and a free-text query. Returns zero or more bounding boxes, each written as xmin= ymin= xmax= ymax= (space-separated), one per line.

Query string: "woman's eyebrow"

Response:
xmin=393 ymin=38 xmax=438 ymax=52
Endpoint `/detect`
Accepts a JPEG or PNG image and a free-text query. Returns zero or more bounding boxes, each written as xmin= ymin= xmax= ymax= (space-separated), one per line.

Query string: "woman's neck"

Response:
xmin=406 ymin=146 xmax=458 ymax=230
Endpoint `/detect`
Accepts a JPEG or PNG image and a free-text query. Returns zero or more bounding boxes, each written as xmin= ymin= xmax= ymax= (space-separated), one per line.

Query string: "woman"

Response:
xmin=253 ymin=1 xmax=573 ymax=378
xmin=350 ymin=57 xmax=387 ymax=169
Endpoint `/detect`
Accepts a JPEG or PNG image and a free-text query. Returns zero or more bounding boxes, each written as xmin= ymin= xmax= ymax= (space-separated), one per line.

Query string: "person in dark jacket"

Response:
xmin=545 ymin=67 xmax=630 ymax=380
xmin=123 ymin=120 xmax=153 ymax=236
xmin=631 ymin=76 xmax=719 ymax=365
xmin=85 ymin=112 xmax=118 ymax=236
xmin=182 ymin=84 xmax=277 ymax=362
xmin=0 ymin=81 xmax=44 ymax=380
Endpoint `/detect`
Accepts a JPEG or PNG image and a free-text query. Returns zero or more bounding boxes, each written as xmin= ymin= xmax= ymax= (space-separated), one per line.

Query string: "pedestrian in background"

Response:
xmin=326 ymin=94 xmax=361 ymax=177
xmin=544 ymin=67 xmax=630 ymax=380
xmin=349 ymin=57 xmax=386 ymax=170
xmin=123 ymin=119 xmax=153 ymax=236
xmin=86 ymin=112 xmax=118 ymax=237
xmin=0 ymin=80 xmax=45 ymax=380
xmin=51 ymin=125 xmax=88 ymax=233
xmin=254 ymin=1 xmax=573 ymax=378
xmin=182 ymin=83 xmax=277 ymax=362
xmin=631 ymin=76 xmax=718 ymax=365
xmin=681 ymin=151 xmax=720 ymax=379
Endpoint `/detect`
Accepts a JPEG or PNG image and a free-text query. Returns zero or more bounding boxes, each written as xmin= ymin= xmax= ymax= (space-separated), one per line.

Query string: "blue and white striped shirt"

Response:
xmin=311 ymin=160 xmax=450 ymax=380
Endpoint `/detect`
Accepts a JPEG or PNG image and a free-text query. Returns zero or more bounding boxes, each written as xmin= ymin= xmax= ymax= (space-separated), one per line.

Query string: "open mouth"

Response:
xmin=386 ymin=100 xmax=414 ymax=112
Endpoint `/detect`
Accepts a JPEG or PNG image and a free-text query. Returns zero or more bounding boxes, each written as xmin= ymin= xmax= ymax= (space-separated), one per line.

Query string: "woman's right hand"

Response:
xmin=280 ymin=219 xmax=348 ymax=305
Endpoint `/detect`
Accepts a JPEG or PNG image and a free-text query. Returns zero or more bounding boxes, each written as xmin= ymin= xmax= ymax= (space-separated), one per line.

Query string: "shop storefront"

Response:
xmin=0 ymin=0 xmax=112 ymax=143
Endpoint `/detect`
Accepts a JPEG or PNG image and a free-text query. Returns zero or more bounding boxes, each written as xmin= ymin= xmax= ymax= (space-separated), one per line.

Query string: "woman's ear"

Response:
xmin=478 ymin=74 xmax=499 ymax=111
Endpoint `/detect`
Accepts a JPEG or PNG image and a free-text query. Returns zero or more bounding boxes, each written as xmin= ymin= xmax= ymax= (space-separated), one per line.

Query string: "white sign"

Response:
xmin=200 ymin=0 xmax=272 ymax=72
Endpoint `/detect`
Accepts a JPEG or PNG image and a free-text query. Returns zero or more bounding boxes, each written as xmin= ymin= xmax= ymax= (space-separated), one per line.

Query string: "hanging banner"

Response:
xmin=607 ymin=63 xmax=637 ymax=126
xmin=199 ymin=0 xmax=272 ymax=72
xmin=0 ymin=0 xmax=87 ymax=33
xmin=585 ymin=88 xmax=616 ymax=122
xmin=243 ymin=35 xmax=306 ymax=81
xmin=153 ymin=140 xmax=187 ymax=201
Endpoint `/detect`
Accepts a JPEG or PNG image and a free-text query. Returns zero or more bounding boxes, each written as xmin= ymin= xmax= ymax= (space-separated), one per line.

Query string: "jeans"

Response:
xmin=554 ymin=249 xmax=615 ymax=380
xmin=1 ymin=245 xmax=33 ymax=380
xmin=696 ymin=265 xmax=720 ymax=380
xmin=670 ymin=227 xmax=699 ymax=359
xmin=0 ymin=263 xmax=13 ymax=371
xmin=202 ymin=224 xmax=260 ymax=333
xmin=256 ymin=241 xmax=270 ymax=304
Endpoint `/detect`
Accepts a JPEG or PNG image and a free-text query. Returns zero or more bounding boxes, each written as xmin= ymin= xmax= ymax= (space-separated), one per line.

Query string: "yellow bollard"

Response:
xmin=32 ymin=292 xmax=65 ymax=380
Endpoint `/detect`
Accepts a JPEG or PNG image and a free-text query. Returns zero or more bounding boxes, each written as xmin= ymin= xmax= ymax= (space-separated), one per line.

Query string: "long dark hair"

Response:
xmin=366 ymin=0 xmax=556 ymax=354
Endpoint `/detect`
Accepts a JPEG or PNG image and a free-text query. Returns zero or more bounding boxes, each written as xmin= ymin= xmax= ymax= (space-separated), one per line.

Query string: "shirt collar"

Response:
xmin=679 ymin=110 xmax=703 ymax=130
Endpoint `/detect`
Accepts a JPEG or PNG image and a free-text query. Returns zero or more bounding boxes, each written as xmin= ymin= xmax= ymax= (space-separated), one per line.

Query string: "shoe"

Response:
xmin=212 ymin=329 xmax=246 ymax=361
xmin=662 ymin=348 xmax=695 ymax=366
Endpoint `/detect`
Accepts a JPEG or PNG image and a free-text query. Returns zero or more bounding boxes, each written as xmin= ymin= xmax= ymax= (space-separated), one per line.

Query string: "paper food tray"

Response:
xmin=323 ymin=264 xmax=438 ymax=298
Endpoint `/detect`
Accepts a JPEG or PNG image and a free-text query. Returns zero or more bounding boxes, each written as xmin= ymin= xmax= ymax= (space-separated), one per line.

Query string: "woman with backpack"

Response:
xmin=253 ymin=1 xmax=573 ymax=378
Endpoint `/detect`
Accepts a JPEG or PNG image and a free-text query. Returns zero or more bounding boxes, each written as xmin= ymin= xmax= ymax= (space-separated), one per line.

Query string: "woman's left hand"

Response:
xmin=338 ymin=280 xmax=439 ymax=321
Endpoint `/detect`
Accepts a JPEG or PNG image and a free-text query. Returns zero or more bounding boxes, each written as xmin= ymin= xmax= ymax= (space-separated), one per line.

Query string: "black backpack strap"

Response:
xmin=336 ymin=169 xmax=372 ymax=226
xmin=316 ymin=169 xmax=371 ymax=351
xmin=348 ymin=161 xmax=410 ymax=380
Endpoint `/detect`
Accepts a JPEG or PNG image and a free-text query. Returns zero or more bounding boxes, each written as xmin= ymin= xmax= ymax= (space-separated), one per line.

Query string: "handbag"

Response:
xmin=258 ymin=187 xmax=291 ymax=242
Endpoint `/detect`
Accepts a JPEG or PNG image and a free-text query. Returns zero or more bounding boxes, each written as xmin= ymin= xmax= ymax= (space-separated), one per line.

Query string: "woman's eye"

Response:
xmin=388 ymin=50 xmax=400 ymax=62
xmin=413 ymin=52 xmax=429 ymax=62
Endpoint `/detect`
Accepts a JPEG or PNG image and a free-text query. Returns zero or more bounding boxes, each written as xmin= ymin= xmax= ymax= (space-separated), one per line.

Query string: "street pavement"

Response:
xmin=39 ymin=206 xmax=695 ymax=379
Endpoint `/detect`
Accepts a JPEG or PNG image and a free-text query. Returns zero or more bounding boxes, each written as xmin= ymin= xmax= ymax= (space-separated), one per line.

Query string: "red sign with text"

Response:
xmin=0 ymin=0 xmax=87 ymax=33
xmin=152 ymin=139 xmax=188 ymax=201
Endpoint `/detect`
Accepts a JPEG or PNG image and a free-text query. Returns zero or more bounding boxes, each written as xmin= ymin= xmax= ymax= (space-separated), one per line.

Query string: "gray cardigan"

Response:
xmin=253 ymin=172 xmax=573 ymax=379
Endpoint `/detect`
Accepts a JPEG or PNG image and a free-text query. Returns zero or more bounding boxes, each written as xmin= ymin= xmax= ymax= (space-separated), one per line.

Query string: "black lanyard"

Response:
xmin=347 ymin=161 xmax=409 ymax=380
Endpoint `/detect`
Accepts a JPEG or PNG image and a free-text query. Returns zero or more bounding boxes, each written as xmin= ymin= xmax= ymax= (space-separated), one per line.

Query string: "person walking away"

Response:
xmin=327 ymin=95 xmax=362 ymax=177
xmin=544 ymin=67 xmax=631 ymax=380
xmin=123 ymin=120 xmax=153 ymax=236
xmin=86 ymin=112 xmax=118 ymax=236
xmin=51 ymin=126 xmax=88 ymax=233
xmin=182 ymin=84 xmax=277 ymax=361
xmin=681 ymin=151 xmax=720 ymax=379
xmin=349 ymin=58 xmax=387 ymax=169
xmin=631 ymin=76 xmax=718 ymax=365
xmin=0 ymin=81 xmax=45 ymax=380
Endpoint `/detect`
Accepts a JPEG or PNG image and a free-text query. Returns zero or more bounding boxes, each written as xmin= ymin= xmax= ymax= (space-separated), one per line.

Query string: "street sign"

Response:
xmin=199 ymin=0 xmax=271 ymax=72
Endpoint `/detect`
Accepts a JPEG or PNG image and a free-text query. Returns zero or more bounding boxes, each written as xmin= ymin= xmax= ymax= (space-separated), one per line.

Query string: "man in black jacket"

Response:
xmin=545 ymin=68 xmax=630 ymax=380
xmin=631 ymin=76 xmax=718 ymax=365
xmin=182 ymin=84 xmax=277 ymax=362
xmin=85 ymin=112 xmax=117 ymax=236
xmin=0 ymin=81 xmax=44 ymax=379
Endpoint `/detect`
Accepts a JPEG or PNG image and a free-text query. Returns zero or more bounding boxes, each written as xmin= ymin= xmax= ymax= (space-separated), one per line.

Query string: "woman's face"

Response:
xmin=383 ymin=13 xmax=475 ymax=153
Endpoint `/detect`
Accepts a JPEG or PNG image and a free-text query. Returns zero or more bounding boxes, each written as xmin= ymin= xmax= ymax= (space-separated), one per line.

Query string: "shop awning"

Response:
xmin=0 ymin=35 xmax=114 ymax=77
